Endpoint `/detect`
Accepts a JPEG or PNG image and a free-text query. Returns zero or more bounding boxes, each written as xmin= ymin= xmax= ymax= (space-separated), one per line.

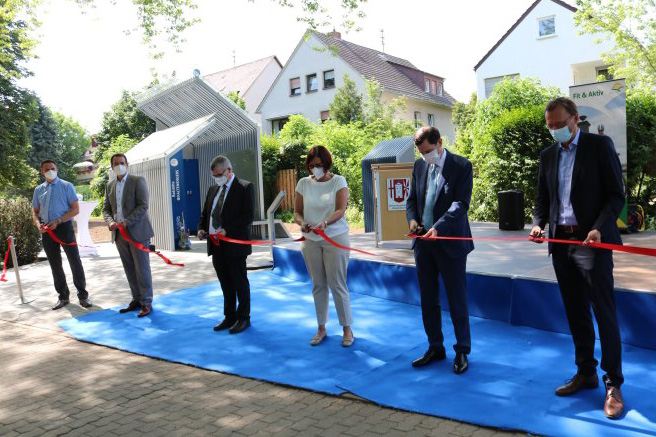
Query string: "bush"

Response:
xmin=0 ymin=198 xmax=42 ymax=267
xmin=74 ymin=184 xmax=93 ymax=201
xmin=275 ymin=209 xmax=294 ymax=223
xmin=626 ymin=89 xmax=656 ymax=216
xmin=456 ymin=78 xmax=561 ymax=222
xmin=345 ymin=206 xmax=364 ymax=228
xmin=469 ymin=105 xmax=553 ymax=222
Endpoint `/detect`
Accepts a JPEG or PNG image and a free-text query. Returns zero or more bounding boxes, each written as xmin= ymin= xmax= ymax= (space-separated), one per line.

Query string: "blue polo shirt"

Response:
xmin=32 ymin=177 xmax=78 ymax=223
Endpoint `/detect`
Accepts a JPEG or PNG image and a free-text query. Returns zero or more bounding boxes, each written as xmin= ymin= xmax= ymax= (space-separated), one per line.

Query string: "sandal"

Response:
xmin=310 ymin=332 xmax=327 ymax=346
xmin=341 ymin=335 xmax=355 ymax=347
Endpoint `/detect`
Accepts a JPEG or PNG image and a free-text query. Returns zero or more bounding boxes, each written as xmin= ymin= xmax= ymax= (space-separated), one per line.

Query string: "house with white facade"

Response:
xmin=204 ymin=56 xmax=282 ymax=123
xmin=474 ymin=0 xmax=615 ymax=99
xmin=257 ymin=31 xmax=457 ymax=141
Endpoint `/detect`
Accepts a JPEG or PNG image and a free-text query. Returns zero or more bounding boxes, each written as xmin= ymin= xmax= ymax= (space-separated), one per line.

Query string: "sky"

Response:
xmin=18 ymin=0 xmax=542 ymax=133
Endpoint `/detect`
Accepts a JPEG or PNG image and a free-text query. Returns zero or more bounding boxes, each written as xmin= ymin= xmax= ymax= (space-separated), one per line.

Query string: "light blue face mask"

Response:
xmin=550 ymin=125 xmax=573 ymax=143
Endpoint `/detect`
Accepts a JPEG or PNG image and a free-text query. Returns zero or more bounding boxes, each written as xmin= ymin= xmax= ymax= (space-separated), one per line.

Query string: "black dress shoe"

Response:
xmin=229 ymin=319 xmax=251 ymax=334
xmin=79 ymin=298 xmax=93 ymax=308
xmin=213 ymin=319 xmax=236 ymax=331
xmin=412 ymin=348 xmax=446 ymax=367
xmin=137 ymin=305 xmax=152 ymax=318
xmin=52 ymin=299 xmax=70 ymax=310
xmin=119 ymin=301 xmax=141 ymax=313
xmin=454 ymin=352 xmax=468 ymax=375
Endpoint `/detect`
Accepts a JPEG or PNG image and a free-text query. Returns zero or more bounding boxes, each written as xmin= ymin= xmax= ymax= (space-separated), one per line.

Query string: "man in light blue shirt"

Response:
xmin=32 ymin=160 xmax=92 ymax=310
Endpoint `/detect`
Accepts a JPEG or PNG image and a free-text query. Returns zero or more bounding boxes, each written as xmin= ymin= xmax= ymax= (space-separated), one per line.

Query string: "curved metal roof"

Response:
xmin=136 ymin=76 xmax=259 ymax=150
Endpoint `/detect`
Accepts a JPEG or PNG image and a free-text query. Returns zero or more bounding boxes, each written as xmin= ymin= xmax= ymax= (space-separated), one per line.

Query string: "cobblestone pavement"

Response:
xmin=1 ymin=240 xmax=526 ymax=436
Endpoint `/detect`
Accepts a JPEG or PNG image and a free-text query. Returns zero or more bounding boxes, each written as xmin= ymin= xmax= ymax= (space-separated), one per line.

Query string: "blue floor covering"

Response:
xmin=59 ymin=270 xmax=656 ymax=436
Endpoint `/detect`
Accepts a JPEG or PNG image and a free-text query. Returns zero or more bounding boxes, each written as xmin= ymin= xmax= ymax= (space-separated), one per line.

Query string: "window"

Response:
xmin=425 ymin=78 xmax=439 ymax=95
xmin=320 ymin=110 xmax=330 ymax=122
xmin=271 ymin=117 xmax=289 ymax=135
xmin=596 ymin=66 xmax=613 ymax=81
xmin=414 ymin=111 xmax=422 ymax=127
xmin=290 ymin=78 xmax=301 ymax=96
xmin=427 ymin=113 xmax=435 ymax=127
xmin=484 ymin=74 xmax=519 ymax=98
xmin=307 ymin=74 xmax=318 ymax=92
xmin=538 ymin=16 xmax=555 ymax=37
xmin=437 ymin=82 xmax=443 ymax=96
xmin=323 ymin=70 xmax=335 ymax=88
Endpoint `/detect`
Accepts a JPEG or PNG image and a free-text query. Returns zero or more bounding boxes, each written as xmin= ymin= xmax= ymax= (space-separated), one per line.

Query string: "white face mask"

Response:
xmin=421 ymin=149 xmax=439 ymax=165
xmin=113 ymin=164 xmax=128 ymax=177
xmin=311 ymin=166 xmax=325 ymax=180
xmin=550 ymin=125 xmax=573 ymax=144
xmin=213 ymin=175 xmax=227 ymax=186
xmin=45 ymin=170 xmax=57 ymax=181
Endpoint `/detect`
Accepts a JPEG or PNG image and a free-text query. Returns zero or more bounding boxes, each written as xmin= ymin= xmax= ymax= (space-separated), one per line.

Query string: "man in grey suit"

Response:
xmin=103 ymin=153 xmax=155 ymax=317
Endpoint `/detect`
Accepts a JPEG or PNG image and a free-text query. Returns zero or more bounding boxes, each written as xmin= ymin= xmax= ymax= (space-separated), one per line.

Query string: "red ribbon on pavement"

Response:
xmin=0 ymin=238 xmax=10 ymax=282
xmin=407 ymin=233 xmax=656 ymax=257
xmin=117 ymin=225 xmax=185 ymax=267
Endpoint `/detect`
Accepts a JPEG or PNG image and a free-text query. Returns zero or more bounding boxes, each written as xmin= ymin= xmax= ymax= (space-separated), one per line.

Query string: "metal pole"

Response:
xmin=267 ymin=191 xmax=286 ymax=243
xmin=8 ymin=236 xmax=29 ymax=304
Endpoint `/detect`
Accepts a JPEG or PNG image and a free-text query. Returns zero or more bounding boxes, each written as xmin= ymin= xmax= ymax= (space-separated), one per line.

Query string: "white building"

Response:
xmin=204 ymin=56 xmax=282 ymax=124
xmin=474 ymin=0 xmax=615 ymax=99
xmin=257 ymin=31 xmax=457 ymax=141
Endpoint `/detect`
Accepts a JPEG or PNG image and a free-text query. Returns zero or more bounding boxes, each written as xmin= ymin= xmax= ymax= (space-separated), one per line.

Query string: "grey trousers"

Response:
xmin=300 ymin=232 xmax=352 ymax=326
xmin=115 ymin=232 xmax=153 ymax=306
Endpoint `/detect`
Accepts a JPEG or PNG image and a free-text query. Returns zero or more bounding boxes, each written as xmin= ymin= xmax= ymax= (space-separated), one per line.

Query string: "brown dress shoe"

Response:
xmin=137 ymin=305 xmax=152 ymax=318
xmin=555 ymin=373 xmax=599 ymax=396
xmin=604 ymin=385 xmax=624 ymax=419
xmin=119 ymin=301 xmax=141 ymax=313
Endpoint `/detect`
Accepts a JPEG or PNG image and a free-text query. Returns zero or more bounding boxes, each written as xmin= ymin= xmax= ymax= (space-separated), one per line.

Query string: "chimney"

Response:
xmin=329 ymin=29 xmax=341 ymax=40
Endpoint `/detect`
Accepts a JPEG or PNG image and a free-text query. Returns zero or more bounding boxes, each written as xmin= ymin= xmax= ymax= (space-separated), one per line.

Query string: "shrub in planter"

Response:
xmin=0 ymin=198 xmax=42 ymax=267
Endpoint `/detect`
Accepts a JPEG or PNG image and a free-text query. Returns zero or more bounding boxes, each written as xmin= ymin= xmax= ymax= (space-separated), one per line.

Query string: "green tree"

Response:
xmin=226 ymin=90 xmax=246 ymax=110
xmin=329 ymin=73 xmax=363 ymax=124
xmin=455 ymin=78 xmax=561 ymax=222
xmin=0 ymin=0 xmax=40 ymax=194
xmin=575 ymin=0 xmax=656 ymax=88
xmin=95 ymin=90 xmax=156 ymax=162
xmin=27 ymin=98 xmax=63 ymax=169
xmin=626 ymin=89 xmax=656 ymax=210
xmin=53 ymin=111 xmax=91 ymax=170
xmin=90 ymin=134 xmax=138 ymax=199
xmin=452 ymin=93 xmax=477 ymax=133
xmin=362 ymin=79 xmax=414 ymax=140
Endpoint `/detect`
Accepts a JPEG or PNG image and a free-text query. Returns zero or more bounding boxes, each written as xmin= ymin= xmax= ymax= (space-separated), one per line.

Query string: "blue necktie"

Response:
xmin=422 ymin=164 xmax=438 ymax=227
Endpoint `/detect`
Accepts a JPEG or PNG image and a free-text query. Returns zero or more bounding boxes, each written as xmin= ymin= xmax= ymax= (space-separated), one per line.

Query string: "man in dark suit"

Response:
xmin=198 ymin=155 xmax=254 ymax=334
xmin=103 ymin=153 xmax=155 ymax=317
xmin=530 ymin=97 xmax=625 ymax=419
xmin=406 ymin=126 xmax=474 ymax=375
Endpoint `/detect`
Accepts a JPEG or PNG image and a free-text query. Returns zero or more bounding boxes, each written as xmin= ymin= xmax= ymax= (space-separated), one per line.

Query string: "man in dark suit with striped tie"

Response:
xmin=406 ymin=126 xmax=474 ymax=375
xmin=198 ymin=155 xmax=254 ymax=334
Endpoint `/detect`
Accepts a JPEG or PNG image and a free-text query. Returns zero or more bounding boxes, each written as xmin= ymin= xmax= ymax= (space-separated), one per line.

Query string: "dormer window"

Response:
xmin=538 ymin=16 xmax=555 ymax=37
xmin=424 ymin=78 xmax=442 ymax=96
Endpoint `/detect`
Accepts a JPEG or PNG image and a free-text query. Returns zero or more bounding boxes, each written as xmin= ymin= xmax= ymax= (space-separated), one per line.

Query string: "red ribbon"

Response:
xmin=311 ymin=229 xmax=379 ymax=256
xmin=407 ymin=233 xmax=656 ymax=257
xmin=117 ymin=225 xmax=185 ymax=267
xmin=43 ymin=226 xmax=95 ymax=248
xmin=0 ymin=238 xmax=10 ymax=282
xmin=208 ymin=232 xmax=305 ymax=247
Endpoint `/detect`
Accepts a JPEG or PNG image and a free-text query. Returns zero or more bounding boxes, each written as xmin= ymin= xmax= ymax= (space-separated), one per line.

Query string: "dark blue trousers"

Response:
xmin=414 ymin=239 xmax=471 ymax=354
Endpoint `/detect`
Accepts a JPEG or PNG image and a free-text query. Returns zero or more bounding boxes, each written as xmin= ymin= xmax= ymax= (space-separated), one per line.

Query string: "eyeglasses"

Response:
xmin=546 ymin=115 xmax=573 ymax=130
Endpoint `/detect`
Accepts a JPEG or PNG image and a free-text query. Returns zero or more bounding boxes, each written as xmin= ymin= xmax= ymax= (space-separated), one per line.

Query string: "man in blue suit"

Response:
xmin=406 ymin=126 xmax=474 ymax=375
